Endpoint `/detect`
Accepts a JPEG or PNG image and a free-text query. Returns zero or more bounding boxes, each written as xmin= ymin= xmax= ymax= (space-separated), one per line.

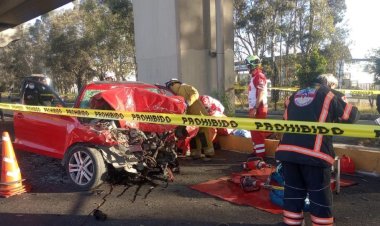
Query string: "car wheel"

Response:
xmin=65 ymin=145 xmax=107 ymax=190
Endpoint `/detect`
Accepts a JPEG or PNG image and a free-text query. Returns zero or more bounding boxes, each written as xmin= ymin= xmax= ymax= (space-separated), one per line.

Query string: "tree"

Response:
xmin=0 ymin=28 xmax=38 ymax=89
xmin=80 ymin=0 xmax=135 ymax=81
xmin=233 ymin=0 xmax=350 ymax=86
xmin=0 ymin=0 xmax=135 ymax=94
xmin=296 ymin=48 xmax=327 ymax=87
xmin=367 ymin=49 xmax=380 ymax=85
xmin=45 ymin=8 xmax=94 ymax=93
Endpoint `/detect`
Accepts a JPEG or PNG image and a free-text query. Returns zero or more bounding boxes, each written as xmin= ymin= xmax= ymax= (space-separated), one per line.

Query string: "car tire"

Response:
xmin=65 ymin=145 xmax=107 ymax=190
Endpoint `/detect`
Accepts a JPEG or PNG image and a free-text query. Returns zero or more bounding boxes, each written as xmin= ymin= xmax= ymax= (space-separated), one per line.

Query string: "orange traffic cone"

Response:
xmin=0 ymin=131 xmax=27 ymax=198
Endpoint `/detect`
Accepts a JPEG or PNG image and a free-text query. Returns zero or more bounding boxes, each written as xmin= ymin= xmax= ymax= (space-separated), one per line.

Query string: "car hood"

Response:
xmin=90 ymin=87 xmax=186 ymax=133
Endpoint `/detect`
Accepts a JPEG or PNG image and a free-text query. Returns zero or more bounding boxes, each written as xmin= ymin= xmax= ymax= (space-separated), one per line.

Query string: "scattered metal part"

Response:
xmin=93 ymin=209 xmax=107 ymax=221
xmin=80 ymin=184 xmax=113 ymax=226
xmin=87 ymin=119 xmax=180 ymax=185
xmin=78 ymin=119 xmax=181 ymax=221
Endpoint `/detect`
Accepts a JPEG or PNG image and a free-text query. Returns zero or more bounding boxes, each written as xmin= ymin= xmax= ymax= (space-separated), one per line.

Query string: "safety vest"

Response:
xmin=275 ymin=85 xmax=359 ymax=168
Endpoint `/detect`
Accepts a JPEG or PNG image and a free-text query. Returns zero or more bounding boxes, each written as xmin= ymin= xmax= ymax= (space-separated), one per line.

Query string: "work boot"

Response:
xmin=190 ymin=148 xmax=202 ymax=159
xmin=177 ymin=148 xmax=191 ymax=158
xmin=203 ymin=147 xmax=215 ymax=157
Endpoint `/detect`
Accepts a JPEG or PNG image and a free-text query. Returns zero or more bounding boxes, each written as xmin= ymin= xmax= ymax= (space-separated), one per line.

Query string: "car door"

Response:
xmin=13 ymin=80 xmax=77 ymax=159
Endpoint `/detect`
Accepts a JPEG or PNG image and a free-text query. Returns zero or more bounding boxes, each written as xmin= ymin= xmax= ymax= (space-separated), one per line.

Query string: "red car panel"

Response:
xmin=14 ymin=81 xmax=187 ymax=159
xmin=90 ymin=87 xmax=186 ymax=133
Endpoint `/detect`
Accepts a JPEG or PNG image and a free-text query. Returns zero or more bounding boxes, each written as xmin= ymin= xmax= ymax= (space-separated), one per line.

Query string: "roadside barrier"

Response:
xmin=0 ymin=103 xmax=379 ymax=139
xmin=0 ymin=131 xmax=28 ymax=198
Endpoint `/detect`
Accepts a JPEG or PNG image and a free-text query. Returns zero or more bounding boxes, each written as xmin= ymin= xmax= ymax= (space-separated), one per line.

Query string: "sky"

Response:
xmin=345 ymin=0 xmax=380 ymax=59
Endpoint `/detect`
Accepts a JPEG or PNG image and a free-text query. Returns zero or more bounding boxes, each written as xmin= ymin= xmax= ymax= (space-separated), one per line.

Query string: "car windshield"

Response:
xmin=79 ymin=87 xmax=161 ymax=109
xmin=80 ymin=89 xmax=102 ymax=108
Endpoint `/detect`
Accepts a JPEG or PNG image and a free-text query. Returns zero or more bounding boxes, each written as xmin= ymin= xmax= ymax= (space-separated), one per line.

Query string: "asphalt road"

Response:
xmin=0 ymin=118 xmax=380 ymax=226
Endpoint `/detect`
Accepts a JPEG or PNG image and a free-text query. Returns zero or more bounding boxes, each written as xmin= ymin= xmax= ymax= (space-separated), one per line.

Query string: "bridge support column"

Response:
xmin=133 ymin=0 xmax=234 ymax=113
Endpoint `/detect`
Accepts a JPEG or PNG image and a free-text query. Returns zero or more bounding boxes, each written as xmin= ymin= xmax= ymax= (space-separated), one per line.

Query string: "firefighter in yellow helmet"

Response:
xmin=165 ymin=79 xmax=215 ymax=158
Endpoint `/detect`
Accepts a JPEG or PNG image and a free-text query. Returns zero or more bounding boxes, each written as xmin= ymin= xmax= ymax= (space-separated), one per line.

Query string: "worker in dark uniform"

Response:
xmin=276 ymin=76 xmax=360 ymax=226
xmin=317 ymin=74 xmax=351 ymax=123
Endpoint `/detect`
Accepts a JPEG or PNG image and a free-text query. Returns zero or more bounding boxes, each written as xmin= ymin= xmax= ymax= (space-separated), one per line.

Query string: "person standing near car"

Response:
xmin=245 ymin=55 xmax=268 ymax=158
xmin=105 ymin=71 xmax=116 ymax=81
xmin=165 ymin=79 xmax=215 ymax=158
xmin=275 ymin=76 xmax=360 ymax=226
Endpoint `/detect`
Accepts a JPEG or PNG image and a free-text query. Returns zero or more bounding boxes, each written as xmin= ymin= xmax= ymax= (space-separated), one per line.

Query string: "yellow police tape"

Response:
xmin=271 ymin=87 xmax=380 ymax=95
xmin=234 ymin=85 xmax=380 ymax=95
xmin=0 ymin=103 xmax=379 ymax=139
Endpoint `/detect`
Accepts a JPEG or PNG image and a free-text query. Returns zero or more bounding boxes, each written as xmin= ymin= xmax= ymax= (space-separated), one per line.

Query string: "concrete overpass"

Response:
xmin=0 ymin=0 xmax=73 ymax=46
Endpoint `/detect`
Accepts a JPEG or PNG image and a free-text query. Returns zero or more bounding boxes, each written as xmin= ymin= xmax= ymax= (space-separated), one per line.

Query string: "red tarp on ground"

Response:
xmin=190 ymin=168 xmax=357 ymax=214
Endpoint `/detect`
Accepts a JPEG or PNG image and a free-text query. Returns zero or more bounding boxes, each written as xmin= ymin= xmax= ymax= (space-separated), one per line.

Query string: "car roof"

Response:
xmin=84 ymin=81 xmax=159 ymax=90
xmin=24 ymin=74 xmax=47 ymax=79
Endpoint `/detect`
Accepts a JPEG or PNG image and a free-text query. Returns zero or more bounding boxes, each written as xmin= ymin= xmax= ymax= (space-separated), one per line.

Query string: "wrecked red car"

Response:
xmin=14 ymin=80 xmax=189 ymax=190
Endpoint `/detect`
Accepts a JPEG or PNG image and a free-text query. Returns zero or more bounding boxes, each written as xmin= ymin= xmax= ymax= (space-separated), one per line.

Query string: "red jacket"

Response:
xmin=248 ymin=68 xmax=268 ymax=109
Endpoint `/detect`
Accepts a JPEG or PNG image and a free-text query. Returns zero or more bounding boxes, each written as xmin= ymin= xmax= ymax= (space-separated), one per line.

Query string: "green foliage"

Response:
xmin=366 ymin=48 xmax=380 ymax=85
xmin=296 ymin=49 xmax=327 ymax=87
xmin=234 ymin=0 xmax=349 ymax=86
xmin=0 ymin=30 xmax=41 ymax=89
xmin=0 ymin=0 xmax=135 ymax=94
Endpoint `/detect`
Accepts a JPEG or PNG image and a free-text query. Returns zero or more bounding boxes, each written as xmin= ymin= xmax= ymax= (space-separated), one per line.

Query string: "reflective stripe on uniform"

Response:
xmin=276 ymin=144 xmax=335 ymax=165
xmin=254 ymin=144 xmax=265 ymax=149
xmin=283 ymin=208 xmax=304 ymax=225
xmin=311 ymin=215 xmax=334 ymax=225
xmin=254 ymin=143 xmax=265 ymax=153
xmin=255 ymin=148 xmax=265 ymax=153
xmin=284 ymin=217 xmax=303 ymax=225
xmin=283 ymin=210 xmax=303 ymax=219
xmin=314 ymin=91 xmax=334 ymax=152
xmin=341 ymin=103 xmax=353 ymax=120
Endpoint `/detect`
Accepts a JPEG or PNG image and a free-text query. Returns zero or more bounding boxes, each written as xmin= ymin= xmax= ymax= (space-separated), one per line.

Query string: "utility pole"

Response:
xmin=216 ymin=0 xmax=225 ymax=98
xmin=338 ymin=60 xmax=344 ymax=88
